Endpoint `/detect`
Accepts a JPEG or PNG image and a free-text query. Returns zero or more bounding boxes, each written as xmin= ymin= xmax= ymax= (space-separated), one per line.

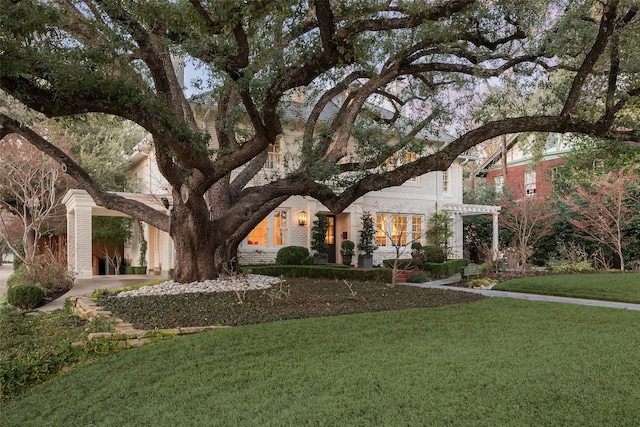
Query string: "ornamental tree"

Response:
xmin=563 ymin=167 xmax=640 ymax=271
xmin=1 ymin=1 xmax=639 ymax=282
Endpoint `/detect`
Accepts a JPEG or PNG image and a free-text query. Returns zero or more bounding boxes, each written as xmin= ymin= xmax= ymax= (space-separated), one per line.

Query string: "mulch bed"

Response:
xmin=102 ymin=278 xmax=486 ymax=329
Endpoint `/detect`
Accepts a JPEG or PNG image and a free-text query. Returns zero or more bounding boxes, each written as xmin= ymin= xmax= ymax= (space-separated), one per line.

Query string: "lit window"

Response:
xmin=247 ymin=218 xmax=268 ymax=245
xmin=392 ymin=216 xmax=408 ymax=246
xmin=402 ymin=152 xmax=417 ymax=165
xmin=403 ymin=153 xmax=419 ymax=182
xmin=273 ymin=211 xmax=287 ymax=246
xmin=412 ymin=217 xmax=422 ymax=243
xmin=525 ymin=170 xmax=536 ymax=196
xmin=326 ymin=216 xmax=335 ymax=245
xmin=376 ymin=215 xmax=388 ymax=246
xmin=385 ymin=154 xmax=398 ymax=171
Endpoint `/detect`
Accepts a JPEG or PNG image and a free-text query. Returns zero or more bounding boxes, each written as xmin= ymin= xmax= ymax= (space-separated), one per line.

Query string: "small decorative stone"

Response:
xmin=116 ymin=274 xmax=283 ymax=298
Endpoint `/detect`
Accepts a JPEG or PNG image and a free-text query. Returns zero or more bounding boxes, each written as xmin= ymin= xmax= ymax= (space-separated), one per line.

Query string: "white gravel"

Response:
xmin=116 ymin=274 xmax=283 ymax=298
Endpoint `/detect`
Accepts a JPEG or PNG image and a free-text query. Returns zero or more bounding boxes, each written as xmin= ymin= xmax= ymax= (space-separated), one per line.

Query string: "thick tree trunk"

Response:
xmin=169 ymin=192 xmax=247 ymax=282
xmin=170 ymin=195 xmax=218 ymax=282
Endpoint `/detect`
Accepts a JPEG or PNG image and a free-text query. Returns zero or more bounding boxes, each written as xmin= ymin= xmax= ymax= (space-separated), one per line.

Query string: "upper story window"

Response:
xmin=494 ymin=175 xmax=504 ymax=193
xmin=525 ymin=170 xmax=536 ymax=196
xmin=265 ymin=141 xmax=282 ymax=169
xmin=442 ymin=169 xmax=450 ymax=193
xmin=402 ymin=152 xmax=419 ymax=183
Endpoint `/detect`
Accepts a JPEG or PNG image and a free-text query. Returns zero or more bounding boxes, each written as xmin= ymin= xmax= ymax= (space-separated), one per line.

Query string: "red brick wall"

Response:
xmin=486 ymin=158 xmax=565 ymax=198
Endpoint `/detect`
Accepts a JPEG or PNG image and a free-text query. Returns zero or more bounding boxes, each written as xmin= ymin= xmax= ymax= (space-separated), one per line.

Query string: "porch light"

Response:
xmin=298 ymin=211 xmax=308 ymax=226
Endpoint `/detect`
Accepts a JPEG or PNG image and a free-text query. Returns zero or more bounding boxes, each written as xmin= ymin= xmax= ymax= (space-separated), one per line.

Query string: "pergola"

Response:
xmin=442 ymin=203 xmax=501 ymax=258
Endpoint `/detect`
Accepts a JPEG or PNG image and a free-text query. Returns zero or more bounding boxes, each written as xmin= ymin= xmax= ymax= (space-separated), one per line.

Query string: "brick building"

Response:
xmin=475 ymin=133 xmax=573 ymax=198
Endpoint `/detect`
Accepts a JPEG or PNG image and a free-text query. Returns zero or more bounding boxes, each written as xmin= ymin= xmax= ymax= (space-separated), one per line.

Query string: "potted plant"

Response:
xmin=357 ymin=212 xmax=377 ymax=268
xmin=340 ymin=240 xmax=355 ymax=266
xmin=311 ymin=213 xmax=329 ymax=264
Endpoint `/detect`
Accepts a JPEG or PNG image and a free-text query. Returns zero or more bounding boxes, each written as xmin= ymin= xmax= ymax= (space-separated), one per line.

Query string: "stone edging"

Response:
xmin=70 ymin=296 xmax=230 ymax=348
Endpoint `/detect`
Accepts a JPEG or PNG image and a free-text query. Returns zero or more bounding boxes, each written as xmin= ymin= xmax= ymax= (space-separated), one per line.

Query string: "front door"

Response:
xmin=326 ymin=215 xmax=336 ymax=263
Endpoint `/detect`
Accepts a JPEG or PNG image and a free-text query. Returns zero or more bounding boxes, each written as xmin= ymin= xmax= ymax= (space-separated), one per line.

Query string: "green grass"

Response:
xmin=493 ymin=272 xmax=640 ymax=303
xmin=0 ymin=304 xmax=118 ymax=400
xmin=3 ymin=298 xmax=640 ymax=426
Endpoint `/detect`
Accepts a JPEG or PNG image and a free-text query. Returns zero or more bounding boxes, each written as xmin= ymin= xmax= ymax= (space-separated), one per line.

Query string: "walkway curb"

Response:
xmin=402 ymin=281 xmax=640 ymax=311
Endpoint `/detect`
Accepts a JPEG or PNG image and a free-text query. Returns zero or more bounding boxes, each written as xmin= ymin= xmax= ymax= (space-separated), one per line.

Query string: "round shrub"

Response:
xmin=7 ymin=284 xmax=45 ymax=309
xmin=422 ymin=246 xmax=446 ymax=263
xmin=407 ymin=273 xmax=430 ymax=283
xmin=276 ymin=246 xmax=311 ymax=265
xmin=7 ymin=264 xmax=74 ymax=296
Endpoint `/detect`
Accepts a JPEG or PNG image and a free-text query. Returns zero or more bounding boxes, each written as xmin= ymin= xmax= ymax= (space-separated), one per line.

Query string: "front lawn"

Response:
xmin=3 ymin=298 xmax=640 ymax=426
xmin=493 ymin=272 xmax=640 ymax=303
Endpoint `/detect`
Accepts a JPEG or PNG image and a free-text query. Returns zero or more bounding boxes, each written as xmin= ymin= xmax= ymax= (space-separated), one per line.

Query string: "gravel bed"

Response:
xmin=117 ymin=274 xmax=282 ymax=297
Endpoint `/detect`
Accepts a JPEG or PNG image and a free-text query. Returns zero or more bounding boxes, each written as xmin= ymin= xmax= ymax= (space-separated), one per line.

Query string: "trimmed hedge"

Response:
xmin=421 ymin=259 xmax=470 ymax=279
xmin=382 ymin=259 xmax=416 ymax=270
xmin=243 ymin=265 xmax=392 ymax=282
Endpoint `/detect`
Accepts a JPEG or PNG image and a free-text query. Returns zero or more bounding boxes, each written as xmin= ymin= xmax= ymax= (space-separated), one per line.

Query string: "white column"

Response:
xmin=160 ymin=230 xmax=174 ymax=276
xmin=452 ymin=213 xmax=462 ymax=259
xmin=66 ymin=209 xmax=76 ymax=275
xmin=492 ymin=212 xmax=500 ymax=260
xmin=74 ymin=206 xmax=93 ymax=279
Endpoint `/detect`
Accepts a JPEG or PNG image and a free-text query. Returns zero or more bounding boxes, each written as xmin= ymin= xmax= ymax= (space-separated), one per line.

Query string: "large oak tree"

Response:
xmin=1 ymin=0 xmax=639 ymax=282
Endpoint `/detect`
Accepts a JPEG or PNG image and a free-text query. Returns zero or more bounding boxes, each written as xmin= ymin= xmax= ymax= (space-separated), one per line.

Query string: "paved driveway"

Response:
xmin=0 ymin=263 xmax=11 ymax=299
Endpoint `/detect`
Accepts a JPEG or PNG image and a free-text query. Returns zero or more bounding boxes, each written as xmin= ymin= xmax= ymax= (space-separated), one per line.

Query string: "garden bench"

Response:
xmin=462 ymin=263 xmax=481 ymax=279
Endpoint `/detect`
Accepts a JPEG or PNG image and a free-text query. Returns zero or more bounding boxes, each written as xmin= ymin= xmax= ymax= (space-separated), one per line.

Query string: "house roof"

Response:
xmin=474 ymin=134 xmax=520 ymax=177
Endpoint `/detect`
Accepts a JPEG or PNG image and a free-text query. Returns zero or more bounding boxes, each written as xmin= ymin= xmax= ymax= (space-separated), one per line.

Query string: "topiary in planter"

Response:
xmin=276 ymin=246 xmax=311 ymax=265
xmin=7 ymin=284 xmax=45 ymax=309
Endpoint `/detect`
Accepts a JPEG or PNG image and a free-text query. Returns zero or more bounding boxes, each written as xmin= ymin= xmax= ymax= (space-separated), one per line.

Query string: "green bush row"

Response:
xmin=420 ymin=259 xmax=470 ymax=279
xmin=243 ymin=265 xmax=393 ymax=282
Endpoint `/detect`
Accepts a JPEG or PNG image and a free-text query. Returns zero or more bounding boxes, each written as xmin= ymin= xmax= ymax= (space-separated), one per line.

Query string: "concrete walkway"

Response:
xmin=39 ymin=274 xmax=168 ymax=312
xmin=403 ymin=273 xmax=640 ymax=311
xmin=0 ymin=265 xmax=167 ymax=312
xmin=0 ymin=263 xmax=11 ymax=299
xmin=3 ymin=267 xmax=640 ymax=312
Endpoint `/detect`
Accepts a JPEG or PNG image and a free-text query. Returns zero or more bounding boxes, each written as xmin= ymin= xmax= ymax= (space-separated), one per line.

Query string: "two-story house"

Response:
xmin=63 ymin=93 xmax=501 ymax=278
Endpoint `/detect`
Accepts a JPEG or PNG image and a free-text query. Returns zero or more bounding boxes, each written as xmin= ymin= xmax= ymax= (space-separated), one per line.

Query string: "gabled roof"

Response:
xmin=474 ymin=134 xmax=520 ymax=177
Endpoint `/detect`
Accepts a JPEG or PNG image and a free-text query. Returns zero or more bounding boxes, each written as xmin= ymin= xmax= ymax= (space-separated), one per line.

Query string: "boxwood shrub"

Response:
xmin=243 ymin=265 xmax=392 ymax=282
xmin=7 ymin=285 xmax=45 ymax=309
xmin=421 ymin=259 xmax=470 ymax=279
xmin=275 ymin=246 xmax=311 ymax=265
xmin=422 ymin=246 xmax=447 ymax=263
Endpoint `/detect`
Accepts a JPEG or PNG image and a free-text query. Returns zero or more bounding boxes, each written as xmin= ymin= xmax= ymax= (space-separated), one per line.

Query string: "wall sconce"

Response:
xmin=298 ymin=211 xmax=307 ymax=226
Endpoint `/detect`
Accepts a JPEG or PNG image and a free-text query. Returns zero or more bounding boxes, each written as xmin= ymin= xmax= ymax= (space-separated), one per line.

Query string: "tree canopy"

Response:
xmin=1 ymin=0 xmax=639 ymax=281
